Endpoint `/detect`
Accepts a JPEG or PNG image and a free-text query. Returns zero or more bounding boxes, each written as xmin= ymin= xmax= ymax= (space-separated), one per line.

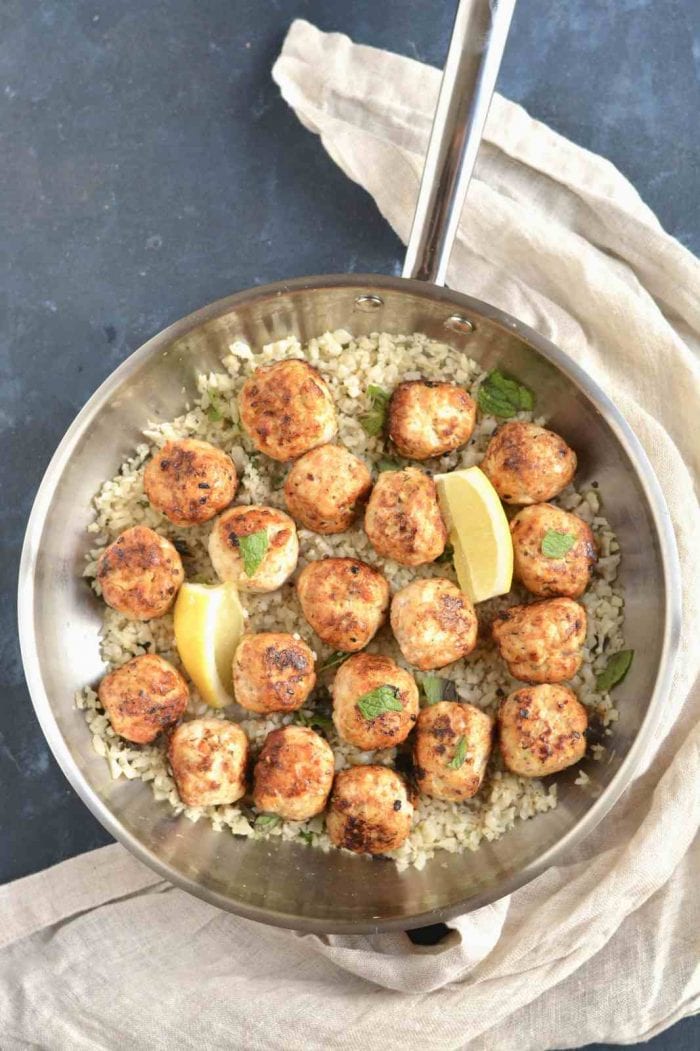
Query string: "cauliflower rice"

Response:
xmin=77 ymin=330 xmax=625 ymax=871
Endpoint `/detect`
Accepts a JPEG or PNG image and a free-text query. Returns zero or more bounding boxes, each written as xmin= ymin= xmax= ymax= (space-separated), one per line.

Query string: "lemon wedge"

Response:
xmin=173 ymin=581 xmax=245 ymax=708
xmin=435 ymin=466 xmax=513 ymax=604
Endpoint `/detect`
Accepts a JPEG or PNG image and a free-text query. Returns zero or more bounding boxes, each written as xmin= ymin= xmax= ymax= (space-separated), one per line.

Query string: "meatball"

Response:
xmin=364 ymin=467 xmax=447 ymax=566
xmin=98 ymin=654 xmax=189 ymax=744
xmin=143 ymin=438 xmax=237 ymax=526
xmin=510 ymin=503 xmax=597 ymax=598
xmin=296 ymin=557 xmax=389 ymax=652
xmin=209 ymin=505 xmax=298 ymax=592
xmin=97 ymin=525 xmax=184 ymax=620
xmin=252 ymin=725 xmax=334 ymax=821
xmin=390 ymin=578 xmax=478 ymax=670
xmin=332 ymin=653 xmax=419 ymax=751
xmin=492 ymin=598 xmax=587 ymax=683
xmin=498 ymin=684 xmax=587 ymax=777
xmin=232 ymin=632 xmax=316 ymax=713
xmin=239 ymin=359 xmax=337 ymax=461
xmin=326 ymin=765 xmax=413 ymax=855
xmin=413 ymin=702 xmax=493 ymax=801
xmin=168 ymin=718 xmax=249 ymax=807
xmin=480 ymin=421 xmax=577 ymax=505
xmin=388 ymin=380 xmax=476 ymax=460
xmin=284 ymin=444 xmax=372 ymax=533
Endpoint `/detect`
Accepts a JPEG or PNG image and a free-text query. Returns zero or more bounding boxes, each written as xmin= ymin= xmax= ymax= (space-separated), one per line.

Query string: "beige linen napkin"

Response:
xmin=3 ymin=20 xmax=700 ymax=1050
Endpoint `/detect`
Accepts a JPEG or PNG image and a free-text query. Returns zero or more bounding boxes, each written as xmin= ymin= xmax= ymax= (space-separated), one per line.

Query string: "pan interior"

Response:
xmin=22 ymin=277 xmax=670 ymax=931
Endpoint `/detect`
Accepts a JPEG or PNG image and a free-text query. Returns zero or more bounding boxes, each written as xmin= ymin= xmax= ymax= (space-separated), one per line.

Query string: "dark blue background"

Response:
xmin=2 ymin=2 xmax=698 ymax=1045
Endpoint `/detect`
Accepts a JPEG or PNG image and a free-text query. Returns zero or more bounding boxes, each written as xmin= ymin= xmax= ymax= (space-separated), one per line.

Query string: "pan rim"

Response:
xmin=17 ymin=273 xmax=682 ymax=933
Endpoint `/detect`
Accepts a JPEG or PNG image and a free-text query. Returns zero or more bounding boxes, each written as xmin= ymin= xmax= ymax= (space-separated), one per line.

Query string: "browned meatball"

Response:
xmin=98 ymin=654 xmax=189 ymax=744
xmin=296 ymin=557 xmax=389 ymax=652
xmin=208 ymin=505 xmax=298 ymax=592
xmin=168 ymin=718 xmax=249 ymax=807
xmin=326 ymin=765 xmax=413 ymax=855
xmin=498 ymin=684 xmax=587 ymax=777
xmin=252 ymin=725 xmax=335 ymax=821
xmin=492 ymin=598 xmax=587 ymax=683
xmin=239 ymin=359 xmax=337 ymax=461
xmin=510 ymin=504 xmax=597 ymax=598
xmin=413 ymin=702 xmax=493 ymax=801
xmin=332 ymin=653 xmax=419 ymax=751
xmin=480 ymin=422 xmax=577 ymax=505
xmin=143 ymin=438 xmax=238 ymax=526
xmin=284 ymin=443 xmax=372 ymax=533
xmin=364 ymin=467 xmax=447 ymax=566
xmin=388 ymin=380 xmax=476 ymax=460
xmin=97 ymin=525 xmax=185 ymax=620
xmin=232 ymin=632 xmax=316 ymax=714
xmin=390 ymin=578 xmax=478 ymax=670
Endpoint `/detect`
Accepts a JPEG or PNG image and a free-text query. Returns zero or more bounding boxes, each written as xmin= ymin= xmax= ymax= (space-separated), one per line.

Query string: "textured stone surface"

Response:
xmin=1 ymin=0 xmax=698 ymax=993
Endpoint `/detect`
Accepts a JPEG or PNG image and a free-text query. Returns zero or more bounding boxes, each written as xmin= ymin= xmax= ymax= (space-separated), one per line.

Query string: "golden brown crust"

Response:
xmin=239 ymin=360 xmax=337 ymax=461
xmin=326 ymin=765 xmax=413 ymax=854
xmin=388 ymin=380 xmax=476 ymax=460
xmin=510 ymin=503 xmax=597 ymax=598
xmin=98 ymin=654 xmax=189 ymax=744
xmin=252 ymin=725 xmax=335 ymax=821
xmin=96 ymin=525 xmax=184 ymax=620
xmin=331 ymin=653 xmax=419 ymax=750
xmin=364 ymin=467 xmax=447 ymax=566
xmin=413 ymin=702 xmax=493 ymax=801
xmin=296 ymin=557 xmax=389 ymax=651
xmin=390 ymin=578 xmax=478 ymax=670
xmin=498 ymin=684 xmax=588 ymax=777
xmin=232 ymin=632 xmax=316 ymax=713
xmin=284 ymin=444 xmax=372 ymax=533
xmin=208 ymin=505 xmax=298 ymax=592
xmin=143 ymin=438 xmax=238 ymax=526
xmin=492 ymin=598 xmax=587 ymax=683
xmin=168 ymin=718 xmax=249 ymax=807
xmin=480 ymin=422 xmax=577 ymax=505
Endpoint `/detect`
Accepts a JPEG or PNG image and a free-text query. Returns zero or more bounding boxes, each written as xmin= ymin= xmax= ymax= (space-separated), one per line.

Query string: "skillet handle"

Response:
xmin=402 ymin=0 xmax=516 ymax=286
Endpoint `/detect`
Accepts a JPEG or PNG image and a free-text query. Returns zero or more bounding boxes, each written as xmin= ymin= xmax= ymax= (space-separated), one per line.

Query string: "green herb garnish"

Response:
xmin=435 ymin=543 xmax=454 ymax=565
xmin=295 ymin=709 xmax=334 ymax=734
xmin=299 ymin=830 xmax=314 ymax=845
xmin=356 ymin=685 xmax=403 ymax=720
xmin=206 ymin=394 xmax=223 ymax=422
xmin=419 ymin=674 xmax=444 ymax=705
xmin=447 ymin=736 xmax=468 ymax=770
xmin=360 ymin=385 xmax=391 ymax=437
xmin=238 ymin=529 xmax=269 ymax=577
xmin=596 ymin=650 xmax=634 ymax=692
xmin=377 ymin=457 xmax=401 ymax=472
xmin=541 ymin=530 xmax=576 ymax=558
xmin=477 ymin=370 xmax=534 ymax=418
xmin=318 ymin=650 xmax=351 ymax=674
xmin=254 ymin=813 xmax=281 ymax=832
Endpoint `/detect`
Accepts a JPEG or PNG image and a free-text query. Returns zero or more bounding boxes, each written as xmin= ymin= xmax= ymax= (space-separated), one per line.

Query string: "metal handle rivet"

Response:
xmin=444 ymin=314 xmax=475 ymax=334
xmin=354 ymin=294 xmax=384 ymax=311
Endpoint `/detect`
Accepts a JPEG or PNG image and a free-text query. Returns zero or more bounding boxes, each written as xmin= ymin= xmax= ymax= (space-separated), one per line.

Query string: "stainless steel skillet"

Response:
xmin=18 ymin=0 xmax=680 ymax=933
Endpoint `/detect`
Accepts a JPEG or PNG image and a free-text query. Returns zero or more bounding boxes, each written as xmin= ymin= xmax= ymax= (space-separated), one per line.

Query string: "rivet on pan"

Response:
xmin=354 ymin=294 xmax=384 ymax=311
xmin=444 ymin=314 xmax=475 ymax=334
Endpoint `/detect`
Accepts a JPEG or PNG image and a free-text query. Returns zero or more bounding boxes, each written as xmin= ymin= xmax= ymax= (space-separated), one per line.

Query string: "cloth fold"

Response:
xmin=3 ymin=19 xmax=699 ymax=1050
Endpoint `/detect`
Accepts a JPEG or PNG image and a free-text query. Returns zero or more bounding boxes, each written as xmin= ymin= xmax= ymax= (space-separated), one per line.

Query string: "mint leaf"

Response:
xmin=294 ymin=709 xmax=334 ymax=733
xmin=239 ymin=529 xmax=269 ymax=576
xmin=541 ymin=529 xmax=576 ymax=558
xmin=447 ymin=736 xmax=467 ymax=770
xmin=206 ymin=394 xmax=223 ymax=422
xmin=377 ymin=457 xmax=401 ymax=472
xmin=356 ymin=685 xmax=402 ymax=720
xmin=418 ymin=674 xmax=444 ymax=705
xmin=360 ymin=385 xmax=390 ymax=437
xmin=254 ymin=813 xmax=281 ymax=831
xmin=318 ymin=650 xmax=351 ymax=673
xmin=299 ymin=830 xmax=314 ymax=845
xmin=596 ymin=650 xmax=634 ymax=692
xmin=477 ymin=370 xmax=534 ymax=418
